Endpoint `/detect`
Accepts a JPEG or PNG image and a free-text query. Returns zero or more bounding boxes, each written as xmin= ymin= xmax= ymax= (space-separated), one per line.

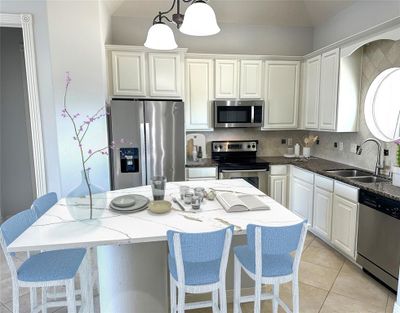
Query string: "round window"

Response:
xmin=365 ymin=67 xmax=400 ymax=142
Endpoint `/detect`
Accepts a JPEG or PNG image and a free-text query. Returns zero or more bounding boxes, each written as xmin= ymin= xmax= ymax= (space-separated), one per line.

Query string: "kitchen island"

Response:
xmin=8 ymin=179 xmax=302 ymax=313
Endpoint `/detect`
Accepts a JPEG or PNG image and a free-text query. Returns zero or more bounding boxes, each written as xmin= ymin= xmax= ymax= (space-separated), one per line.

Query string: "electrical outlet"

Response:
xmin=350 ymin=143 xmax=358 ymax=153
xmin=287 ymin=138 xmax=293 ymax=146
xmin=281 ymin=139 xmax=287 ymax=144
xmin=334 ymin=142 xmax=338 ymax=148
xmin=339 ymin=142 xmax=344 ymax=151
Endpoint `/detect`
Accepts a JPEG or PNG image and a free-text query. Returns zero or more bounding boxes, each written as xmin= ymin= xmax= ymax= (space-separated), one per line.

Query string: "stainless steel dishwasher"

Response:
xmin=357 ymin=189 xmax=400 ymax=291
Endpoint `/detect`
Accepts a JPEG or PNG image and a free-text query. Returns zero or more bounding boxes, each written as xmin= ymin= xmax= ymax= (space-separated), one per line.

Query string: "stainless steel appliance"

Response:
xmin=108 ymin=99 xmax=185 ymax=190
xmin=214 ymin=100 xmax=264 ymax=128
xmin=211 ymin=140 xmax=269 ymax=193
xmin=357 ymin=189 xmax=400 ymax=291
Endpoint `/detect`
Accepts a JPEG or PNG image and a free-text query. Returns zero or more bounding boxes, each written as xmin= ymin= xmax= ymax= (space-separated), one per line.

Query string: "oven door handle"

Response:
xmin=221 ymin=169 xmax=268 ymax=173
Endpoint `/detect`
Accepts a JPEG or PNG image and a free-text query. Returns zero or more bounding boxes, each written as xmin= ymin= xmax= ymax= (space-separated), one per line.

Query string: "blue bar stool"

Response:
xmin=167 ymin=226 xmax=233 ymax=313
xmin=233 ymin=221 xmax=308 ymax=313
xmin=31 ymin=192 xmax=58 ymax=218
xmin=0 ymin=209 xmax=90 ymax=313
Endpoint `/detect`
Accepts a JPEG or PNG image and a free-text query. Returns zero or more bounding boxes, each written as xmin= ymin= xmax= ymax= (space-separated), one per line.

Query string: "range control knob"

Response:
xmin=252 ymin=144 xmax=256 ymax=148
xmin=247 ymin=145 xmax=251 ymax=149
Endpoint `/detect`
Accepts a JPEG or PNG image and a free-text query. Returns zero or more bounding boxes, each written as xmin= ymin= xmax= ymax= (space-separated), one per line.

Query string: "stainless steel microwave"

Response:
xmin=214 ymin=100 xmax=264 ymax=128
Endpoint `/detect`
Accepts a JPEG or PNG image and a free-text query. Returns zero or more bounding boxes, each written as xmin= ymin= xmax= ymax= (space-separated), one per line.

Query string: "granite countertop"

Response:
xmin=186 ymin=156 xmax=400 ymax=201
xmin=262 ymin=156 xmax=400 ymax=202
xmin=185 ymin=158 xmax=218 ymax=168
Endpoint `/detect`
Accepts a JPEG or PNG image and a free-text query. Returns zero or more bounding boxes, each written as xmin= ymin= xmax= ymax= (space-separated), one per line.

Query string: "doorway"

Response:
xmin=0 ymin=27 xmax=36 ymax=219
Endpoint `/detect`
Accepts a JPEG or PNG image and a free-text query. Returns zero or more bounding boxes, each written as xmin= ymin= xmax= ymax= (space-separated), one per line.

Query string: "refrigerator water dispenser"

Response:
xmin=120 ymin=148 xmax=139 ymax=173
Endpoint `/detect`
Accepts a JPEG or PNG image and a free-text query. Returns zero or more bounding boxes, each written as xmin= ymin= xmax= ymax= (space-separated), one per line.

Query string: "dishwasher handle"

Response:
xmin=221 ymin=169 xmax=268 ymax=173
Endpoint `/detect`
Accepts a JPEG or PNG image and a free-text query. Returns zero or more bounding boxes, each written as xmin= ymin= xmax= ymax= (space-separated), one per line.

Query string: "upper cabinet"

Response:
xmin=215 ymin=59 xmax=239 ymax=99
xmin=263 ymin=61 xmax=300 ymax=129
xmin=303 ymin=48 xmax=361 ymax=132
xmin=185 ymin=59 xmax=214 ymax=131
xmin=304 ymin=55 xmax=321 ymax=129
xmin=148 ymin=53 xmax=182 ymax=98
xmin=215 ymin=59 xmax=263 ymax=99
xmin=111 ymin=51 xmax=146 ymax=97
xmin=319 ymin=49 xmax=339 ymax=131
xmin=107 ymin=46 xmax=185 ymax=99
xmin=239 ymin=60 xmax=263 ymax=99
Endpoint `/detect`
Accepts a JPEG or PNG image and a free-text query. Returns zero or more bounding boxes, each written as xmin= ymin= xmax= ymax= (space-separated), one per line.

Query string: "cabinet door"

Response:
xmin=290 ymin=177 xmax=313 ymax=223
xmin=319 ymin=49 xmax=339 ymax=130
xmin=313 ymin=186 xmax=333 ymax=240
xmin=111 ymin=51 xmax=146 ymax=96
xmin=263 ymin=61 xmax=300 ymax=129
xmin=332 ymin=195 xmax=358 ymax=258
xmin=240 ymin=60 xmax=262 ymax=99
xmin=149 ymin=53 xmax=181 ymax=97
xmin=215 ymin=59 xmax=238 ymax=99
xmin=304 ymin=55 xmax=321 ymax=129
xmin=269 ymin=175 xmax=287 ymax=207
xmin=185 ymin=59 xmax=214 ymax=131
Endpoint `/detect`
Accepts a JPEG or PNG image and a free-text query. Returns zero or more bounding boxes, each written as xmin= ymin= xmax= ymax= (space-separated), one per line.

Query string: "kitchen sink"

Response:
xmin=350 ymin=176 xmax=388 ymax=183
xmin=325 ymin=169 xmax=372 ymax=178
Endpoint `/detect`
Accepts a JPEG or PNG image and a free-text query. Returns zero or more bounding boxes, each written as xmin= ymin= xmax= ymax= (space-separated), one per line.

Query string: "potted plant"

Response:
xmin=393 ymin=139 xmax=400 ymax=187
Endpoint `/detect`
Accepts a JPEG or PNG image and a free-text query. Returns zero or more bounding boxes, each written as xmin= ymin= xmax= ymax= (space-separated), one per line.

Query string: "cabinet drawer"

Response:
xmin=291 ymin=166 xmax=314 ymax=184
xmin=315 ymin=174 xmax=334 ymax=192
xmin=186 ymin=167 xmax=217 ymax=179
xmin=270 ymin=165 xmax=288 ymax=175
xmin=334 ymin=181 xmax=359 ymax=202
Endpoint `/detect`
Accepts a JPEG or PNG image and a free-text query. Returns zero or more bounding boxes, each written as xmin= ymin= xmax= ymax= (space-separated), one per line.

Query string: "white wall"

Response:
xmin=0 ymin=27 xmax=35 ymax=217
xmin=46 ymin=0 xmax=110 ymax=195
xmin=0 ymin=1 xmax=62 ymax=197
xmin=313 ymin=1 xmax=400 ymax=50
xmin=111 ymin=16 xmax=314 ymax=55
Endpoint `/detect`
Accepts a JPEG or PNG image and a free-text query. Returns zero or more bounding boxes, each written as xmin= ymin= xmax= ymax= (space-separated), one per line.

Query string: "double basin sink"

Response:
xmin=325 ymin=169 xmax=388 ymax=183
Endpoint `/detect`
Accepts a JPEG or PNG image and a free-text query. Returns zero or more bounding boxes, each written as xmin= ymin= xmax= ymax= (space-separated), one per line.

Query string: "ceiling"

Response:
xmin=110 ymin=0 xmax=359 ymax=28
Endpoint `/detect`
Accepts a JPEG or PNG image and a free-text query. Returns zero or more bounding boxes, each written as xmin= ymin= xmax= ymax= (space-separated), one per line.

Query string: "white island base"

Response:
xmin=97 ymin=235 xmax=256 ymax=313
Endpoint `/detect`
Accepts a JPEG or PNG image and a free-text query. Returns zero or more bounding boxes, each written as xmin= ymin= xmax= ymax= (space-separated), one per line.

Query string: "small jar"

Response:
xmin=191 ymin=195 xmax=201 ymax=210
xmin=179 ymin=186 xmax=190 ymax=200
xmin=194 ymin=187 xmax=205 ymax=201
xmin=184 ymin=192 xmax=194 ymax=204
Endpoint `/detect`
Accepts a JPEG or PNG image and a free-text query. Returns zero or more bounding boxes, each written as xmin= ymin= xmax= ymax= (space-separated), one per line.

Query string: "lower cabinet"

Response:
xmin=313 ymin=174 xmax=334 ymax=240
xmin=290 ymin=177 xmax=314 ymax=222
xmin=185 ymin=167 xmax=218 ymax=181
xmin=268 ymin=165 xmax=288 ymax=206
xmin=331 ymin=194 xmax=358 ymax=258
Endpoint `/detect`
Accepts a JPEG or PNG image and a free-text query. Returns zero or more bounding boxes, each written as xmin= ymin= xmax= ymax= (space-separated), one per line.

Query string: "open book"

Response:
xmin=216 ymin=192 xmax=270 ymax=213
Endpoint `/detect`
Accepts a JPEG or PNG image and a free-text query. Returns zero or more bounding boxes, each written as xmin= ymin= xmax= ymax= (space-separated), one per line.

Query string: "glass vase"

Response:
xmin=66 ymin=169 xmax=106 ymax=220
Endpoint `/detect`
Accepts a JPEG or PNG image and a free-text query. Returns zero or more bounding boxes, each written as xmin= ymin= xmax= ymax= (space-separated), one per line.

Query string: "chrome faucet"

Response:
xmin=356 ymin=138 xmax=383 ymax=176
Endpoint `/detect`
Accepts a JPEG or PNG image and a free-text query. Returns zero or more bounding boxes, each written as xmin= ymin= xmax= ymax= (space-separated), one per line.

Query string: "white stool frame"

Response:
xmin=233 ymin=223 xmax=309 ymax=313
xmin=0 ymin=233 xmax=92 ymax=313
xmin=170 ymin=229 xmax=233 ymax=313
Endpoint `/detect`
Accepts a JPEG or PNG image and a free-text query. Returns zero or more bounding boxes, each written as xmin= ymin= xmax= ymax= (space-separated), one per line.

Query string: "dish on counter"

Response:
xmin=148 ymin=200 xmax=172 ymax=214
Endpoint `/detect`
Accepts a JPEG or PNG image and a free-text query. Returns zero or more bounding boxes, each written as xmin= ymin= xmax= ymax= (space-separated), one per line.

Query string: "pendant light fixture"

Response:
xmin=144 ymin=0 xmax=220 ymax=50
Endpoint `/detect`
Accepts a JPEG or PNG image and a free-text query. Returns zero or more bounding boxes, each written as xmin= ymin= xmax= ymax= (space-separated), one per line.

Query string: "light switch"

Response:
xmin=339 ymin=142 xmax=344 ymax=151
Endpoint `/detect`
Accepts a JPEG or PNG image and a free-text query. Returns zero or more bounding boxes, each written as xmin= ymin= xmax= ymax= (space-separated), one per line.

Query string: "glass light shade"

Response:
xmin=144 ymin=23 xmax=178 ymax=50
xmin=180 ymin=1 xmax=220 ymax=36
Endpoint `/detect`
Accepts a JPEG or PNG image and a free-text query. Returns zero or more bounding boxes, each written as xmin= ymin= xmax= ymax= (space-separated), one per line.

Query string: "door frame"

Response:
xmin=0 ymin=13 xmax=47 ymax=197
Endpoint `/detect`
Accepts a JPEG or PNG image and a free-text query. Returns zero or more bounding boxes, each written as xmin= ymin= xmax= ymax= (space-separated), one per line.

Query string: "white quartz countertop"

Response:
xmin=8 ymin=179 xmax=302 ymax=253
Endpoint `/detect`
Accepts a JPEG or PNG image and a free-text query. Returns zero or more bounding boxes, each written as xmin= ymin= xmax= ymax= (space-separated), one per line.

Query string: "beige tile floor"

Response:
xmin=0 ymin=232 xmax=396 ymax=313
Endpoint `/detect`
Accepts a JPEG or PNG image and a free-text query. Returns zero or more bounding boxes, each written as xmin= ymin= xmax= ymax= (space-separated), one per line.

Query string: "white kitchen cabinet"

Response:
xmin=269 ymin=175 xmax=287 ymax=206
xmin=319 ymin=49 xmax=339 ymax=130
xmin=331 ymin=194 xmax=358 ymax=258
xmin=263 ymin=61 xmax=300 ymax=129
xmin=240 ymin=60 xmax=263 ymax=99
xmin=269 ymin=165 xmax=288 ymax=206
xmin=313 ymin=174 xmax=334 ymax=240
xmin=148 ymin=53 xmax=182 ymax=98
xmin=215 ymin=59 xmax=239 ymax=99
xmin=186 ymin=167 xmax=217 ymax=181
xmin=304 ymin=55 xmax=321 ymax=129
xmin=290 ymin=167 xmax=314 ymax=223
xmin=185 ymin=59 xmax=214 ymax=131
xmin=111 ymin=51 xmax=146 ymax=96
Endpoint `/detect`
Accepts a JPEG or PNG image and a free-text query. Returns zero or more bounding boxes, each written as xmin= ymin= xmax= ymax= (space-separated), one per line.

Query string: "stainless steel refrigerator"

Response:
xmin=108 ymin=99 xmax=185 ymax=190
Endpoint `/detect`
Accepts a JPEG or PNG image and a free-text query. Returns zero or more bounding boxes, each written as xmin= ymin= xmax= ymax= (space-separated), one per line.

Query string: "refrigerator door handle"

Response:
xmin=139 ymin=123 xmax=147 ymax=185
xmin=145 ymin=122 xmax=151 ymax=182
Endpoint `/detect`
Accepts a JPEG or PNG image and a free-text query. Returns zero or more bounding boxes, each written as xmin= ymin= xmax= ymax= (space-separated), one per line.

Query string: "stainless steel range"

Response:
xmin=211 ymin=140 xmax=269 ymax=193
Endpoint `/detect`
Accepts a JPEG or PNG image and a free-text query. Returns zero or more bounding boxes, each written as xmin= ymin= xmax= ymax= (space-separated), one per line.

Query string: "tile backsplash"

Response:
xmin=188 ymin=129 xmax=308 ymax=158
xmin=311 ymin=39 xmax=400 ymax=173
